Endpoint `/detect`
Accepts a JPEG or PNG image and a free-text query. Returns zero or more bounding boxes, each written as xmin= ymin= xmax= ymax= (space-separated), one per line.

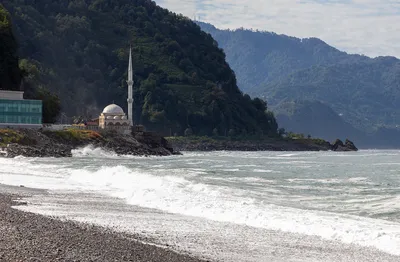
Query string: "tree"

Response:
xmin=20 ymin=59 xmax=61 ymax=123
xmin=0 ymin=4 xmax=21 ymax=90
xmin=278 ymin=128 xmax=286 ymax=137
xmin=35 ymin=87 xmax=61 ymax=123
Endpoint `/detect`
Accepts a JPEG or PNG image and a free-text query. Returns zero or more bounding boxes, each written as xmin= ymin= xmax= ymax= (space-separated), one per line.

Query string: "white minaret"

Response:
xmin=127 ymin=47 xmax=134 ymax=127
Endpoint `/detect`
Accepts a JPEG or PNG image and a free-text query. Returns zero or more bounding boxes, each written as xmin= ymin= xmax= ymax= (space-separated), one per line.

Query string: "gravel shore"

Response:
xmin=0 ymin=189 xmax=206 ymax=262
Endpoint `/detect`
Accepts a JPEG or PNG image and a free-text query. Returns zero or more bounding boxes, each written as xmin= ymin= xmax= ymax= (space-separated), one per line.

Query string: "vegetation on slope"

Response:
xmin=44 ymin=129 xmax=103 ymax=143
xmin=263 ymin=58 xmax=400 ymax=131
xmin=3 ymin=0 xmax=278 ymax=136
xmin=0 ymin=128 xmax=36 ymax=147
xmin=0 ymin=4 xmax=61 ymax=123
xmin=198 ymin=22 xmax=368 ymax=93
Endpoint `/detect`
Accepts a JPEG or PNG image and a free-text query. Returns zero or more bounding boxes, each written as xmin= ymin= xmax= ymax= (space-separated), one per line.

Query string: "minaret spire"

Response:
xmin=127 ymin=46 xmax=134 ymax=127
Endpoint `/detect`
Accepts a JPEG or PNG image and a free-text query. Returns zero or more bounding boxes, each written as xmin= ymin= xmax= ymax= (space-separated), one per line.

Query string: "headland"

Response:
xmin=0 ymin=128 xmax=175 ymax=158
xmin=167 ymin=136 xmax=358 ymax=152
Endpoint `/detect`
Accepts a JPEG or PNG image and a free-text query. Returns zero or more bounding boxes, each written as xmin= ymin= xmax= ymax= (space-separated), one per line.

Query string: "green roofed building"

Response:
xmin=0 ymin=90 xmax=42 ymax=128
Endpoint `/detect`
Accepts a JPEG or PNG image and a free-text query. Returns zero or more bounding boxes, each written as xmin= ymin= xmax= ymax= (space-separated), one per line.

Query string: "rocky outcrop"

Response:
xmin=168 ymin=137 xmax=359 ymax=152
xmin=344 ymin=139 xmax=358 ymax=151
xmin=134 ymin=131 xmax=178 ymax=155
xmin=331 ymin=139 xmax=358 ymax=152
xmin=0 ymin=128 xmax=175 ymax=158
xmin=5 ymin=143 xmax=73 ymax=158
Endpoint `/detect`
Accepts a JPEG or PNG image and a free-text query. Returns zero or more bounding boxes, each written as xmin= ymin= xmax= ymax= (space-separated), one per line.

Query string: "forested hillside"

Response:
xmin=198 ymin=22 xmax=368 ymax=93
xmin=2 ymin=0 xmax=278 ymax=136
xmin=263 ymin=58 xmax=400 ymax=131
xmin=199 ymin=21 xmax=400 ymax=137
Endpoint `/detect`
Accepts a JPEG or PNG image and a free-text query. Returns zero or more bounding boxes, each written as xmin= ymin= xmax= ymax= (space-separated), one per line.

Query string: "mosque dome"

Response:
xmin=106 ymin=116 xmax=113 ymax=120
xmin=121 ymin=116 xmax=127 ymax=120
xmin=102 ymin=104 xmax=124 ymax=114
xmin=113 ymin=116 xmax=120 ymax=120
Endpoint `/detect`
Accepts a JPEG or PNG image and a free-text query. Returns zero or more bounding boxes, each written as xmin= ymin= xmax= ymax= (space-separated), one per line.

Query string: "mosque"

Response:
xmin=81 ymin=48 xmax=138 ymax=134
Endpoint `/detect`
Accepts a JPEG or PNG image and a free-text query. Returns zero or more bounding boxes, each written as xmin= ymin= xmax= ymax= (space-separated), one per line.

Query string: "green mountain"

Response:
xmin=198 ymin=21 xmax=400 ymax=143
xmin=2 ymin=0 xmax=278 ymax=136
xmin=261 ymin=58 xmax=400 ymax=131
xmin=198 ymin=22 xmax=368 ymax=94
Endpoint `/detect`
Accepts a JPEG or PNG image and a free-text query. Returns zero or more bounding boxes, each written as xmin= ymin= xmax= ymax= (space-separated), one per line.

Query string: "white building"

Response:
xmin=98 ymin=47 xmax=134 ymax=134
xmin=99 ymin=104 xmax=130 ymax=131
xmin=0 ymin=90 xmax=42 ymax=128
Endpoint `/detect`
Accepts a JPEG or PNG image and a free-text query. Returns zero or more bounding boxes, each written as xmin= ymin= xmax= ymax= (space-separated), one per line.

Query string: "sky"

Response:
xmin=156 ymin=0 xmax=400 ymax=58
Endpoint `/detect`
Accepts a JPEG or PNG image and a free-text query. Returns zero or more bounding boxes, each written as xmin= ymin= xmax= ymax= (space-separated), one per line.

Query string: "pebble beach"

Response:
xmin=0 ymin=185 xmax=205 ymax=262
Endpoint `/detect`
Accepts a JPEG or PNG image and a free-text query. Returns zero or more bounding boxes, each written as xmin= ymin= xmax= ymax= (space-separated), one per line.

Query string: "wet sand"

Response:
xmin=0 ymin=185 xmax=205 ymax=262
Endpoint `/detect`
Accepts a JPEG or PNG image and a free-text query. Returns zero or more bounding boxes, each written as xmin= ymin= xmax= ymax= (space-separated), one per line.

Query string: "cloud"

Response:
xmin=155 ymin=0 xmax=400 ymax=58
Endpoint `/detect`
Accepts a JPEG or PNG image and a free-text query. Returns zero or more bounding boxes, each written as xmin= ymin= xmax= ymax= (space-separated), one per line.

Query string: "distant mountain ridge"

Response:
xmin=198 ymin=22 xmax=370 ymax=93
xmin=198 ymin=21 xmax=400 ymax=146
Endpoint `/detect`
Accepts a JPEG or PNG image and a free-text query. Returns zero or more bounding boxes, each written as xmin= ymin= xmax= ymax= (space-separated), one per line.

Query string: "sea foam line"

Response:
xmin=67 ymin=165 xmax=400 ymax=256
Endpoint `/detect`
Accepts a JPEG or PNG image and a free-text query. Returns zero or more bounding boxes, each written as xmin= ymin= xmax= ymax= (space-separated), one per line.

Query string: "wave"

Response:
xmin=71 ymin=145 xmax=171 ymax=160
xmin=67 ymin=165 xmax=400 ymax=256
xmin=71 ymin=145 xmax=119 ymax=158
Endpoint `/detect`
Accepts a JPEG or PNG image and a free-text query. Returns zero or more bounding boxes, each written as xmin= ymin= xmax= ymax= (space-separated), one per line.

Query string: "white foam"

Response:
xmin=66 ymin=165 xmax=400 ymax=256
xmin=71 ymin=145 xmax=119 ymax=158
xmin=253 ymin=169 xmax=275 ymax=173
xmin=1 ymin=153 xmax=400 ymax=257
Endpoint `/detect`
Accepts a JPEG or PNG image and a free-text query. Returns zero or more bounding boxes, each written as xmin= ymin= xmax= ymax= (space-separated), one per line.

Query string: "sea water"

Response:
xmin=1 ymin=147 xmax=400 ymax=261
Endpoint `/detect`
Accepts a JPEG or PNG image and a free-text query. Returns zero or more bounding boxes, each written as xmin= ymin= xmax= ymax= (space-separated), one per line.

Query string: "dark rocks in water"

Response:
xmin=169 ymin=138 xmax=333 ymax=152
xmin=344 ymin=139 xmax=358 ymax=151
xmin=331 ymin=139 xmax=358 ymax=151
xmin=168 ymin=137 xmax=359 ymax=152
xmin=331 ymin=139 xmax=345 ymax=151
xmin=133 ymin=131 xmax=176 ymax=155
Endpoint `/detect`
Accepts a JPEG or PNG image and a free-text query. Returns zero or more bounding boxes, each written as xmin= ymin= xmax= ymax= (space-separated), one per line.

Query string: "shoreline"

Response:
xmin=0 ymin=185 xmax=206 ymax=262
xmin=167 ymin=136 xmax=358 ymax=152
xmin=1 ymin=183 xmax=400 ymax=262
xmin=0 ymin=129 xmax=358 ymax=158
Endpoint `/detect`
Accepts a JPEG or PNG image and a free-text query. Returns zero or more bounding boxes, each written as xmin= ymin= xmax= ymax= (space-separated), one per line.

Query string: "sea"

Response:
xmin=1 ymin=147 xmax=400 ymax=261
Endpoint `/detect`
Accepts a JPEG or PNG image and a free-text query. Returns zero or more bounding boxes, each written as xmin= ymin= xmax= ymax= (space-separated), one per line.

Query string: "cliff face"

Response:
xmin=0 ymin=128 xmax=175 ymax=157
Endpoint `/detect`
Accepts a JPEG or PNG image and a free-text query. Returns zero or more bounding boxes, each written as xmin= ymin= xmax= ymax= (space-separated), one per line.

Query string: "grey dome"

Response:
xmin=102 ymin=104 xmax=124 ymax=114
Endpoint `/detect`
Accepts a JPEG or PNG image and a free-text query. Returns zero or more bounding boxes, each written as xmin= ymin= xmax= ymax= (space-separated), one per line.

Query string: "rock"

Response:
xmin=331 ymin=139 xmax=345 ymax=151
xmin=331 ymin=138 xmax=358 ymax=151
xmin=0 ymin=129 xmax=175 ymax=158
xmin=345 ymin=139 xmax=358 ymax=151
